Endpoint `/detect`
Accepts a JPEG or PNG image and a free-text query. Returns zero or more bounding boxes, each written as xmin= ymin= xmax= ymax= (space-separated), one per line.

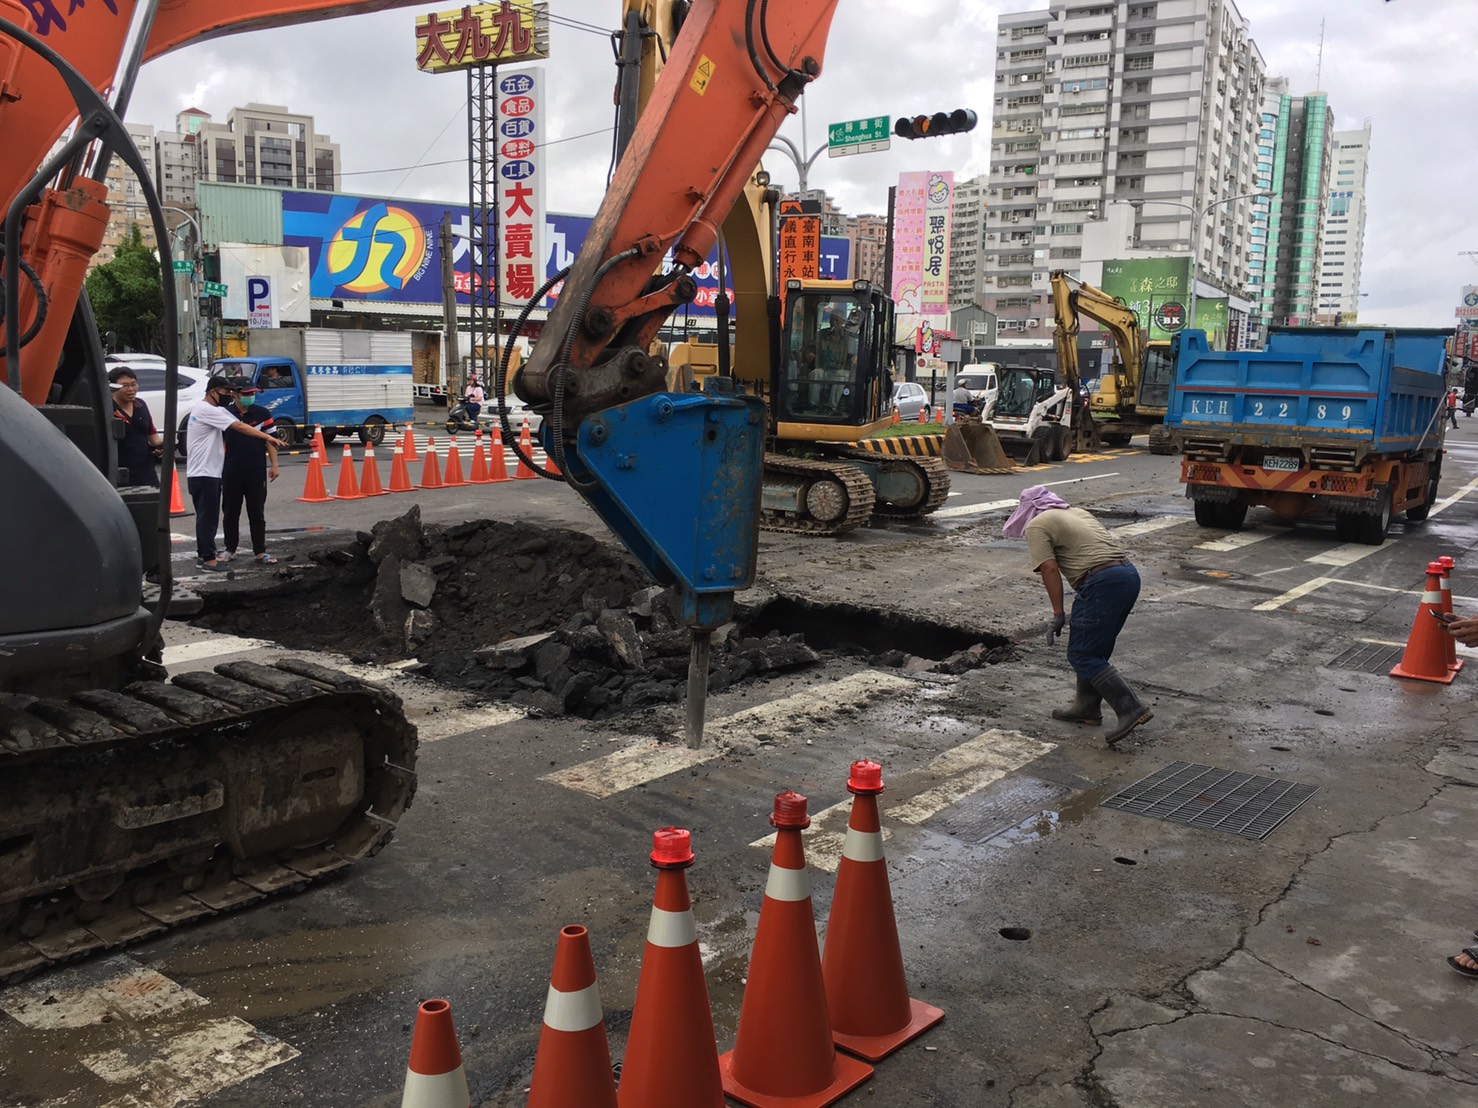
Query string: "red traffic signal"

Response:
xmin=894 ymin=108 xmax=978 ymax=141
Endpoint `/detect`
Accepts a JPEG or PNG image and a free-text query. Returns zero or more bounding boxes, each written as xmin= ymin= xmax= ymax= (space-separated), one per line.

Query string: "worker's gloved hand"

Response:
xmin=1046 ymin=614 xmax=1066 ymax=645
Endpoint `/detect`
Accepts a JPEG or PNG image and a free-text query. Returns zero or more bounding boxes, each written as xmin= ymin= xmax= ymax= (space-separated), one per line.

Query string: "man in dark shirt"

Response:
xmin=221 ymin=376 xmax=280 ymax=564
xmin=108 ymin=366 xmax=162 ymax=486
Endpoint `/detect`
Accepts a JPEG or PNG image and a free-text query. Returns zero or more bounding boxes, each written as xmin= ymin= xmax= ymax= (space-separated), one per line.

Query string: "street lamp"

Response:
xmin=162 ymin=206 xmax=204 ymax=366
xmin=1318 ymin=291 xmax=1368 ymax=323
xmin=1133 ymin=191 xmax=1273 ymax=329
xmin=766 ymin=134 xmax=828 ymax=195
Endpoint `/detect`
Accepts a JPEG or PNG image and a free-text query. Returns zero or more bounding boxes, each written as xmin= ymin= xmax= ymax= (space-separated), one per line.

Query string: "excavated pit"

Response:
xmin=191 ymin=506 xmax=1013 ymax=720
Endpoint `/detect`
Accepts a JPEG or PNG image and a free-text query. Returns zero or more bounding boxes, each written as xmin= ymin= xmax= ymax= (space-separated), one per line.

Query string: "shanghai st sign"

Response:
xmin=415 ymin=0 xmax=550 ymax=73
xmin=828 ymin=115 xmax=890 ymax=158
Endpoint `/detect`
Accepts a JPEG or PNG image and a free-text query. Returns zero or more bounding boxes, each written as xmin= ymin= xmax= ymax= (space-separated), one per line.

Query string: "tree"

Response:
xmin=85 ymin=223 xmax=165 ymax=353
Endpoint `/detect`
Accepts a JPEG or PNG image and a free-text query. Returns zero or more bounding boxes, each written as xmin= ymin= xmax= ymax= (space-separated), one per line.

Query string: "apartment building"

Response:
xmin=850 ymin=213 xmax=888 ymax=287
xmin=1317 ymin=123 xmax=1371 ymax=323
xmin=948 ymin=175 xmax=988 ymax=308
xmin=155 ymin=107 xmax=212 ymax=220
xmin=988 ymin=0 xmax=1266 ymax=337
xmin=196 ymin=104 xmax=340 ymax=192
xmin=96 ymin=123 xmax=159 ymax=267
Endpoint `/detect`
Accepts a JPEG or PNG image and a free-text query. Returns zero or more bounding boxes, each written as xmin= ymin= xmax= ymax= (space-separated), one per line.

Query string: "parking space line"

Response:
xmin=543 ymin=671 xmax=914 ymax=799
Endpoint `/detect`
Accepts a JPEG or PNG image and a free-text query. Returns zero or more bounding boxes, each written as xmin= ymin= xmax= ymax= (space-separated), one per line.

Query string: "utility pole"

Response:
xmin=439 ymin=213 xmax=461 ymax=401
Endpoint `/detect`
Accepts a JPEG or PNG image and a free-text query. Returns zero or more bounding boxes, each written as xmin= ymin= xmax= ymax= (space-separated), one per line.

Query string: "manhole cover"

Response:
xmin=1101 ymin=761 xmax=1317 ymax=841
xmin=1326 ymin=642 xmax=1404 ymax=673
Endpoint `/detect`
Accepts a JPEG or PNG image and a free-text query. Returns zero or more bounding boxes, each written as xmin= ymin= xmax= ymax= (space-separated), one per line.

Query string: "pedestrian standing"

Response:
xmin=108 ymin=366 xmax=163 ymax=486
xmin=185 ymin=376 xmax=280 ymax=572
xmin=1447 ymin=388 xmax=1459 ymax=429
xmin=1003 ymin=485 xmax=1153 ymax=745
xmin=221 ymin=376 xmax=280 ymax=565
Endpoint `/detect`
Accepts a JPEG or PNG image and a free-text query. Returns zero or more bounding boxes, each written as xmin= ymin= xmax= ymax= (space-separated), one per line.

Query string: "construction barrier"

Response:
xmin=821 ymin=760 xmax=944 ymax=1061
xmin=527 ymin=925 xmax=618 ymax=1108
xmin=1390 ymin=561 xmax=1459 ymax=684
xmin=618 ymin=828 xmax=724 ymax=1107
xmin=399 ymin=999 xmax=471 ymax=1108
xmin=718 ymin=790 xmax=873 ymax=1107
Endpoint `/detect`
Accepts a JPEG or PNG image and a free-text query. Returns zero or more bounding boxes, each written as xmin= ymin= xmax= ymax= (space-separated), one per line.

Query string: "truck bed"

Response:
xmin=1166 ymin=328 xmax=1449 ymax=458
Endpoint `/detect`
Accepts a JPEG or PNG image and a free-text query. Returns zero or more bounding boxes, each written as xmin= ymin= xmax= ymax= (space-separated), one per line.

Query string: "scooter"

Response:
xmin=445 ymin=399 xmax=484 ymax=435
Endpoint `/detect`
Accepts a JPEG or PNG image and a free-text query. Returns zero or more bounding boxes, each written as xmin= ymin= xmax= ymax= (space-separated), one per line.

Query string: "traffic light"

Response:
xmin=894 ymin=109 xmax=978 ymax=141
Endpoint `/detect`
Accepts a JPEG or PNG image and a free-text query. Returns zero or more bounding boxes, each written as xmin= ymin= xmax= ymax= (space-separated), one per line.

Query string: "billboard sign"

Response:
xmin=779 ymin=215 xmax=821 ymax=283
xmin=1100 ymin=258 xmax=1191 ymax=342
xmin=218 ymin=243 xmax=309 ymax=323
xmin=246 ymin=276 xmax=275 ymax=329
xmin=1457 ymin=285 xmax=1478 ymax=320
xmin=495 ymin=67 xmax=546 ymax=305
xmin=415 ymin=0 xmax=550 ymax=73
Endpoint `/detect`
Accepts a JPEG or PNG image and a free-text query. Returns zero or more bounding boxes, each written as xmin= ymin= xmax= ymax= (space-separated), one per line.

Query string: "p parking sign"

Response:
xmin=247 ymin=276 xmax=275 ymax=330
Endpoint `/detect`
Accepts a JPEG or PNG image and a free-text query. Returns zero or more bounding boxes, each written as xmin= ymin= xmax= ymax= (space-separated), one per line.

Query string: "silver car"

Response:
xmin=891 ymin=381 xmax=931 ymax=423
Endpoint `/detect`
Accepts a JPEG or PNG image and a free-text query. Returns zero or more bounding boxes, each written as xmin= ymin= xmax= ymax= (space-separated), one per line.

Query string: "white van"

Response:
xmin=955 ymin=365 xmax=1000 ymax=417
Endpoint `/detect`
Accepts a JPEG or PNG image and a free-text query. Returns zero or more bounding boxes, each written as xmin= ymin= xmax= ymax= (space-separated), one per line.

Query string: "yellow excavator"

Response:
xmin=1050 ymin=269 xmax=1178 ymax=454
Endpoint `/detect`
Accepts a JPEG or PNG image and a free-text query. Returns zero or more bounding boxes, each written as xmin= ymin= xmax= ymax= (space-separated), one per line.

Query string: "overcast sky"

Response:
xmin=124 ymin=0 xmax=1477 ymax=327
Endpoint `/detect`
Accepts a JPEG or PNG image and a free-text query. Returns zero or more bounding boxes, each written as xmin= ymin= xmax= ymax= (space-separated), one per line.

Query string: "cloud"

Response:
xmin=122 ymin=0 xmax=1477 ymax=327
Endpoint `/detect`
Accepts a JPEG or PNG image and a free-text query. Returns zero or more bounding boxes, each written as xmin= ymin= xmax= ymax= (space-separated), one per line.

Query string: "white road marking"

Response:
xmin=89 ymin=1017 xmax=298 ymax=1108
xmin=933 ymin=473 xmax=1120 ymax=520
xmin=747 ymin=729 xmax=1056 ymax=872
xmin=1253 ymin=575 xmax=1337 ymax=611
xmin=416 ymin=704 xmax=525 ymax=743
xmin=1428 ymin=474 xmax=1478 ymax=518
xmin=1112 ymin=515 xmax=1183 ymax=538
xmin=543 ymin=671 xmax=915 ymax=799
xmin=1 ymin=957 xmax=204 ymax=1030
xmin=160 ymin=635 xmax=270 ymax=666
xmin=1305 ymin=543 xmax=1384 ymax=568
xmin=1195 ymin=528 xmax=1279 ymax=552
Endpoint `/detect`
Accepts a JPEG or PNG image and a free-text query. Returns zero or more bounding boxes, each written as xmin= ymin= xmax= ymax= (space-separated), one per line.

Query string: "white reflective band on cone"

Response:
xmin=764 ymin=863 xmax=812 ymax=903
xmin=647 ymin=905 xmax=697 ymax=948
xmin=542 ymin=982 xmax=603 ymax=1033
xmin=401 ymin=1066 xmax=470 ymax=1107
xmin=842 ymin=827 xmax=884 ymax=864
xmin=1424 ymin=590 xmax=1443 ymax=603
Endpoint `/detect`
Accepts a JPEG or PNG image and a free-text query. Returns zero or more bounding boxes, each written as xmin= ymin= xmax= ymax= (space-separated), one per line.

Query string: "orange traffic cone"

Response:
xmin=401 ymin=425 xmax=420 ymax=463
xmin=544 ymin=443 xmax=561 ymax=477
xmin=514 ymin=417 xmax=539 ymax=479
xmin=359 ymin=443 xmax=386 ymax=497
xmin=1438 ymin=556 xmax=1464 ymax=674
xmin=419 ymin=437 xmax=444 ymax=489
xmin=334 ymin=444 xmax=362 ymax=499
xmin=442 ymin=436 xmax=467 ymax=487
xmin=618 ymin=828 xmax=723 ymax=1107
xmin=822 ymin=760 xmax=944 ymax=1061
xmin=168 ymin=468 xmax=188 ymax=516
xmin=388 ymin=442 xmax=414 ymax=493
xmin=295 ymin=450 xmax=333 ymax=503
xmin=891 ymin=408 xmax=900 ymax=426
xmin=1390 ymin=561 xmax=1458 ymax=684
xmin=718 ymin=792 xmax=873 ymax=1107
xmin=312 ymin=425 xmax=332 ymax=464
xmin=527 ymin=925 xmax=618 ymax=1108
xmin=917 ymin=407 xmax=928 ymax=424
xmin=935 ymin=405 xmax=944 ymax=425
xmin=487 ymin=423 xmax=510 ymax=482
xmin=399 ymin=998 xmax=471 ymax=1108
xmin=468 ymin=430 xmax=491 ymax=484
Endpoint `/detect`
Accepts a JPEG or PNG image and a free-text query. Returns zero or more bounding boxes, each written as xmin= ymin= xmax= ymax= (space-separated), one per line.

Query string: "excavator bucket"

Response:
xmin=943 ymin=423 xmax=1016 ymax=475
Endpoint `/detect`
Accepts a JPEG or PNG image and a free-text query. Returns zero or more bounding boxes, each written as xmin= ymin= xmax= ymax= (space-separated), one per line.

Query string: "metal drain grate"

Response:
xmin=1326 ymin=642 xmax=1404 ymax=673
xmin=1101 ymin=761 xmax=1318 ymax=841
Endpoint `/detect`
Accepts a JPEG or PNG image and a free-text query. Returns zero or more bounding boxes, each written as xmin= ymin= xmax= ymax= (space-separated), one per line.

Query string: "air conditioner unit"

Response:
xmin=1027 ymin=319 xmax=1041 ymax=328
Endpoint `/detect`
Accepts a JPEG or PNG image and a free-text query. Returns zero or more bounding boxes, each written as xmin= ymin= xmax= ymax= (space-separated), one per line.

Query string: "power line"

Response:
xmin=336 ymin=126 xmax=615 ymax=179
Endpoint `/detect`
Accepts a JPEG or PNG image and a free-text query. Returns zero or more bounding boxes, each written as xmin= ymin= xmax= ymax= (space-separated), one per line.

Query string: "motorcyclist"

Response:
xmin=952 ymin=379 xmax=978 ymax=421
xmin=464 ymin=376 xmax=485 ymax=424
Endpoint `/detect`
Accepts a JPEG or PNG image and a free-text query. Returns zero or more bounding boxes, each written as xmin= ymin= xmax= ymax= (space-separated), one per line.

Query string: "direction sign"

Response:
xmin=203 ymin=281 xmax=228 ymax=297
xmin=827 ymin=115 xmax=890 ymax=159
xmin=172 ymin=260 xmax=193 ymax=274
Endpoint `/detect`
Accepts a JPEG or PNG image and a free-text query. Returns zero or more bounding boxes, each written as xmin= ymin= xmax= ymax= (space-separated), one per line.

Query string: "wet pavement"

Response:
xmin=3 ymin=428 xmax=1478 ymax=1106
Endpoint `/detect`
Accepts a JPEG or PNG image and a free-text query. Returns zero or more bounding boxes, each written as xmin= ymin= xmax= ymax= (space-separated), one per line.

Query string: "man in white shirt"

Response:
xmin=186 ymin=376 xmax=281 ymax=572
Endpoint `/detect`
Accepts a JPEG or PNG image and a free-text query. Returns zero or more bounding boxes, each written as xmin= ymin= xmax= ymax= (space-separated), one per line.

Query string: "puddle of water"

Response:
xmin=988 ymin=786 xmax=1113 ymax=847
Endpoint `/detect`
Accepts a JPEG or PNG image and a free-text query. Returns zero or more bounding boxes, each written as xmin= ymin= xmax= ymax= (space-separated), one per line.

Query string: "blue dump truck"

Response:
xmin=1166 ymin=327 xmax=1451 ymax=545
xmin=213 ymin=329 xmax=415 ymax=448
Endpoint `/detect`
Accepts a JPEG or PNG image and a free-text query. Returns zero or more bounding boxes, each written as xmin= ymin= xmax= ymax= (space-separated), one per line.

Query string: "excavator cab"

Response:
xmin=775 ymin=280 xmax=892 ymax=442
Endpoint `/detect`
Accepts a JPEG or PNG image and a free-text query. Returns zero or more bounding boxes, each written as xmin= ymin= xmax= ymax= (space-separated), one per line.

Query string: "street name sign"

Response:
xmin=828 ymin=115 xmax=890 ymax=158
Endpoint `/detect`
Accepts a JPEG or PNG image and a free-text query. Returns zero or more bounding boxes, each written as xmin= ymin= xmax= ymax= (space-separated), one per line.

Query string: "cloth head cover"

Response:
xmin=1002 ymin=484 xmax=1070 ymax=539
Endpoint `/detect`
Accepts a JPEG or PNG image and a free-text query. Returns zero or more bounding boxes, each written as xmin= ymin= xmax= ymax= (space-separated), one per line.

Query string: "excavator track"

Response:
xmin=837 ymin=450 xmax=952 ymax=521
xmin=760 ymin=453 xmax=877 ymax=535
xmin=0 ymin=658 xmax=417 ymax=985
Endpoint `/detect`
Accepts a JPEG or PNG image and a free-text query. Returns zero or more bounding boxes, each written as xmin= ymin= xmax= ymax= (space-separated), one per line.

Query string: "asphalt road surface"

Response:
xmin=5 ymin=423 xmax=1478 ymax=1107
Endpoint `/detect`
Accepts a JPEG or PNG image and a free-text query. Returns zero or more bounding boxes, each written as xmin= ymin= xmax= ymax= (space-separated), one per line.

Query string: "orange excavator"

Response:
xmin=0 ymin=0 xmax=847 ymax=974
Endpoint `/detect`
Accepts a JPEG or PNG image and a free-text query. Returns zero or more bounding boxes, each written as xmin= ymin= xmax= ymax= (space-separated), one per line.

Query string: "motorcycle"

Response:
xmin=445 ymin=399 xmax=484 ymax=435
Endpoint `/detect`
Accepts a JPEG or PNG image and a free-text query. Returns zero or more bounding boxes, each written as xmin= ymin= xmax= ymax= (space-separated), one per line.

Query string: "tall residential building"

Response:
xmin=155 ymin=107 xmax=212 ymax=222
xmin=849 ymin=213 xmax=888 ymax=286
xmin=988 ymin=0 xmax=1266 ymax=337
xmin=1317 ymin=122 xmax=1371 ymax=323
xmin=949 ymin=175 xmax=988 ymax=309
xmin=196 ymin=104 xmax=339 ymax=192
xmin=1253 ymin=86 xmax=1334 ymax=329
xmin=96 ymin=122 xmax=158 ymax=267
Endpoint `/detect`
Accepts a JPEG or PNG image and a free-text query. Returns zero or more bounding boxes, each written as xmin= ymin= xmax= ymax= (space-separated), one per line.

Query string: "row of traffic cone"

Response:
xmin=1391 ymin=555 xmax=1465 ymax=683
xmin=888 ymin=406 xmax=949 ymax=427
xmin=296 ymin=424 xmax=544 ymax=504
xmin=399 ymin=760 xmax=941 ymax=1107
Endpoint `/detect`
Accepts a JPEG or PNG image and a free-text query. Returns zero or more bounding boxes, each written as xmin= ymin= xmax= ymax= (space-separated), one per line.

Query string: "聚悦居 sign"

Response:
xmin=495 ymin=67 xmax=546 ymax=306
xmin=415 ymin=0 xmax=550 ymax=73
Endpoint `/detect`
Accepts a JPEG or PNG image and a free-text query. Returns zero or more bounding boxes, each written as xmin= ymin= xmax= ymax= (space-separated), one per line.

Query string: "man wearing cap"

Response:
xmin=185 ymin=375 xmax=280 ymax=572
xmin=1003 ymin=484 xmax=1153 ymax=746
xmin=221 ymin=376 xmax=280 ymax=566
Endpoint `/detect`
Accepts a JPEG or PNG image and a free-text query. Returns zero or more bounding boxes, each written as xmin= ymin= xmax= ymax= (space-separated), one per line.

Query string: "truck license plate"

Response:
xmin=1262 ymin=455 xmax=1299 ymax=472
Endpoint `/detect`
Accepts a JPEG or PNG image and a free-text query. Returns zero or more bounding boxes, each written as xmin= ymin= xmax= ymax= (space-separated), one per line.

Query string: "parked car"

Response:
xmin=107 ymin=355 xmax=209 ymax=453
xmin=891 ymin=380 xmax=931 ymax=423
xmin=955 ymin=366 xmax=1000 ymax=417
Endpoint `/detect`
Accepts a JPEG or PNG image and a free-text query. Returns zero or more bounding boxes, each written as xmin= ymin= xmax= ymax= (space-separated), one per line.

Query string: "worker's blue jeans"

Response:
xmin=188 ymin=476 xmax=222 ymax=562
xmin=1067 ymin=562 xmax=1140 ymax=683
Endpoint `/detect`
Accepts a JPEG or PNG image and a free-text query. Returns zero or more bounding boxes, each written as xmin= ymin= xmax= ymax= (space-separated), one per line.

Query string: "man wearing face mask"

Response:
xmin=185 ymin=375 xmax=280 ymax=572
xmin=221 ymin=376 xmax=281 ymax=566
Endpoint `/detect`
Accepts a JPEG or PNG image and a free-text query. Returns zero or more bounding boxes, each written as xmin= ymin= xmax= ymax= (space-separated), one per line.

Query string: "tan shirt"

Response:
xmin=1025 ymin=507 xmax=1127 ymax=587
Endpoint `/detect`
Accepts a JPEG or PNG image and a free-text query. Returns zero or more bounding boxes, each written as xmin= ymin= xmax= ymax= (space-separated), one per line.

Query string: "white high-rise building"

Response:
xmin=196 ymin=103 xmax=339 ymax=192
xmin=1317 ymin=123 xmax=1371 ymax=323
xmin=949 ymin=175 xmax=989 ymax=308
xmin=987 ymin=0 xmax=1267 ymax=335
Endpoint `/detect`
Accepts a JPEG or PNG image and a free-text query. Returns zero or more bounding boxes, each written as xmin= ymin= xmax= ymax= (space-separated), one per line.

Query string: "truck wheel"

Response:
xmin=272 ymin=416 xmax=297 ymax=447
xmin=1333 ymin=513 xmax=1360 ymax=543
xmin=1356 ymin=488 xmax=1392 ymax=546
xmin=359 ymin=417 xmax=388 ymax=446
xmin=1217 ymin=501 xmax=1248 ymax=530
xmin=1405 ymin=470 xmax=1440 ymax=523
xmin=1147 ymin=424 xmax=1175 ymax=455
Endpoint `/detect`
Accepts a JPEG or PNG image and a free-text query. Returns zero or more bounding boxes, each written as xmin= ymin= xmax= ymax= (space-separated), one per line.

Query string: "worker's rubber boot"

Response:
xmin=1091 ymin=667 xmax=1153 ymax=746
xmin=1050 ymin=676 xmax=1103 ymax=726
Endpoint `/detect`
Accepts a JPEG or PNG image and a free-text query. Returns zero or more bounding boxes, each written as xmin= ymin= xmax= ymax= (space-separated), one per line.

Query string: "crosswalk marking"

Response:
xmin=160 ymin=635 xmax=271 ymax=666
xmin=542 ymin=670 xmax=914 ymax=799
xmin=1195 ymin=528 xmax=1278 ymax=552
xmin=747 ymin=730 xmax=1056 ymax=872
xmin=1111 ymin=514 xmax=1183 ymax=538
